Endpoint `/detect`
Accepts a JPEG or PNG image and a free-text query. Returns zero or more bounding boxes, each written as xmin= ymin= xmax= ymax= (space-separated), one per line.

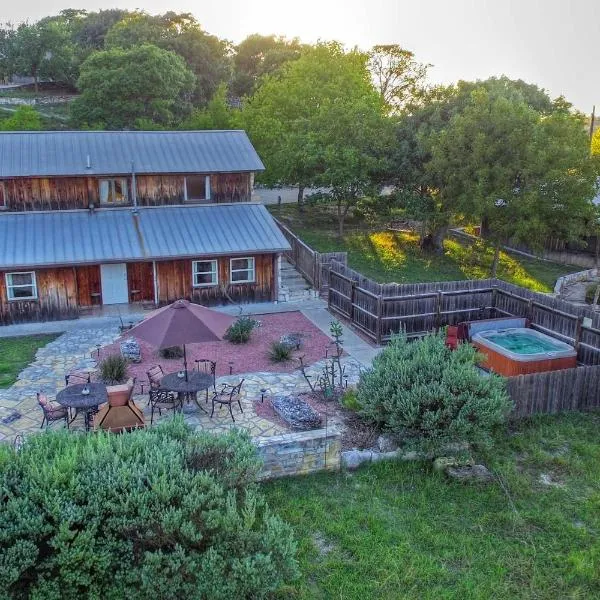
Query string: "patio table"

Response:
xmin=56 ymin=382 xmax=108 ymax=431
xmin=160 ymin=371 xmax=213 ymax=413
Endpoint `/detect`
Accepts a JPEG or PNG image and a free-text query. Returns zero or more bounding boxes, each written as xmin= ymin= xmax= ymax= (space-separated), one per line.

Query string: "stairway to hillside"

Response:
xmin=279 ymin=259 xmax=317 ymax=302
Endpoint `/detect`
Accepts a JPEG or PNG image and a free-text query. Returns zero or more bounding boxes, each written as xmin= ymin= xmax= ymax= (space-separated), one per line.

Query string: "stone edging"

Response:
xmin=554 ymin=267 xmax=599 ymax=295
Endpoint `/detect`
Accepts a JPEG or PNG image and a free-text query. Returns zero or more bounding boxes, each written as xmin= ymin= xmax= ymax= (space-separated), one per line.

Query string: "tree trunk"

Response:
xmin=595 ymin=234 xmax=600 ymax=269
xmin=337 ymin=199 xmax=345 ymax=239
xmin=33 ymin=66 xmax=38 ymax=94
xmin=430 ymin=226 xmax=447 ymax=254
xmin=297 ymin=185 xmax=305 ymax=213
xmin=490 ymin=244 xmax=501 ymax=278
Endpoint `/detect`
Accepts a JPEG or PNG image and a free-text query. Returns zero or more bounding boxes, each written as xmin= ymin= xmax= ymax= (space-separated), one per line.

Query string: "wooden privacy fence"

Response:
xmin=326 ymin=259 xmax=600 ymax=366
xmin=508 ymin=365 xmax=600 ymax=417
xmin=275 ymin=219 xmax=347 ymax=291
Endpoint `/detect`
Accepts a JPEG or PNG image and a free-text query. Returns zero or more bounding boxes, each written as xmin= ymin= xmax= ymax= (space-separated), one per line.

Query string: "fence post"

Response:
xmin=350 ymin=280 xmax=356 ymax=322
xmin=376 ymin=294 xmax=383 ymax=344
xmin=491 ymin=286 xmax=497 ymax=316
xmin=574 ymin=316 xmax=583 ymax=355
xmin=435 ymin=290 xmax=442 ymax=331
xmin=526 ymin=299 xmax=533 ymax=322
xmin=327 ymin=268 xmax=332 ymax=309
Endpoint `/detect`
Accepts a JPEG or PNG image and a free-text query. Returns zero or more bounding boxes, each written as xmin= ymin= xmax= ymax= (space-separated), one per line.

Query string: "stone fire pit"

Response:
xmin=272 ymin=395 xmax=322 ymax=430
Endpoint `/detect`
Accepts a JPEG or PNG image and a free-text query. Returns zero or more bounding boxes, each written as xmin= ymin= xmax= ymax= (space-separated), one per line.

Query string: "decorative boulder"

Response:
xmin=120 ymin=338 xmax=141 ymax=363
xmin=271 ymin=395 xmax=322 ymax=430
xmin=279 ymin=333 xmax=303 ymax=351
xmin=445 ymin=464 xmax=494 ymax=483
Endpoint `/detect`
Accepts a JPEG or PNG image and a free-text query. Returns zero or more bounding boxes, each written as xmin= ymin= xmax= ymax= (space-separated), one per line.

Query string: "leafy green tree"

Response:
xmin=242 ymin=42 xmax=389 ymax=235
xmin=592 ymin=127 xmax=600 ymax=156
xmin=368 ymin=44 xmax=428 ymax=111
xmin=425 ymin=88 xmax=597 ymax=275
xmin=231 ymin=34 xmax=304 ymax=98
xmin=105 ymin=12 xmax=229 ymax=106
xmin=9 ymin=20 xmax=76 ymax=91
xmin=0 ymin=105 xmax=42 ymax=130
xmin=71 ymin=44 xmax=195 ymax=129
xmin=180 ymin=83 xmax=234 ymax=130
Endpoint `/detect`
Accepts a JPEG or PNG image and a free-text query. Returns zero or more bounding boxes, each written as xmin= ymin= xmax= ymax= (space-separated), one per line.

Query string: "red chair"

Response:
xmin=445 ymin=326 xmax=459 ymax=350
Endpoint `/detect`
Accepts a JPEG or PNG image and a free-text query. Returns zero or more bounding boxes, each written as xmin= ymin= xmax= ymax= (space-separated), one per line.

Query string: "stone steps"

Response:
xmin=279 ymin=259 xmax=316 ymax=303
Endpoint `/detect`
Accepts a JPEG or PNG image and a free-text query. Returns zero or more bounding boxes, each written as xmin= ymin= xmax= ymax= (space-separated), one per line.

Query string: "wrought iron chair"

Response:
xmin=37 ymin=393 xmax=69 ymax=429
xmin=210 ymin=379 xmax=245 ymax=422
xmin=194 ymin=359 xmax=217 ymax=403
xmin=64 ymin=372 xmax=91 ymax=387
xmin=149 ymin=389 xmax=182 ymax=425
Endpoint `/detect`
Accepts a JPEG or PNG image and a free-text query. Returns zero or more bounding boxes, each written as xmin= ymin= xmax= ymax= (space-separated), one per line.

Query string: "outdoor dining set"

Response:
xmin=36 ymin=299 xmax=247 ymax=433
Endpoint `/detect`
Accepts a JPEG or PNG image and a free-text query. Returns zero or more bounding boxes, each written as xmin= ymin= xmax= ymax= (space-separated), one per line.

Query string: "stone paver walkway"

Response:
xmin=0 ymin=302 xmax=372 ymax=444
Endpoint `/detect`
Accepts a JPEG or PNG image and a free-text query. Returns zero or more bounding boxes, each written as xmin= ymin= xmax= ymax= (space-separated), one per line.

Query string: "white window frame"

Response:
xmin=230 ymin=257 xmax=255 ymax=284
xmin=184 ymin=175 xmax=211 ymax=202
xmin=192 ymin=259 xmax=218 ymax=287
xmin=5 ymin=271 xmax=37 ymax=301
xmin=99 ymin=178 xmax=129 ymax=205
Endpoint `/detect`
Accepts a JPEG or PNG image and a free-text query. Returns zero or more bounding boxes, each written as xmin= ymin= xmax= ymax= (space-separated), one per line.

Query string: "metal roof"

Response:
xmin=0 ymin=204 xmax=290 ymax=269
xmin=0 ymin=130 xmax=264 ymax=177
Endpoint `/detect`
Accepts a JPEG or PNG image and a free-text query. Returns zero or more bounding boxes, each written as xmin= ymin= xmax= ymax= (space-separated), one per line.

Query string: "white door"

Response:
xmin=100 ymin=263 xmax=129 ymax=305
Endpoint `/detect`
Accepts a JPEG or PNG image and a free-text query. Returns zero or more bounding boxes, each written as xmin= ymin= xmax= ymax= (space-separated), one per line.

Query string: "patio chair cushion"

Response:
xmin=38 ymin=395 xmax=68 ymax=418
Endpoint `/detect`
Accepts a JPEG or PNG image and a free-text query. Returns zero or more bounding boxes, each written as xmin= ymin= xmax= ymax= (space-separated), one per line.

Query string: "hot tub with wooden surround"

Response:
xmin=472 ymin=328 xmax=577 ymax=377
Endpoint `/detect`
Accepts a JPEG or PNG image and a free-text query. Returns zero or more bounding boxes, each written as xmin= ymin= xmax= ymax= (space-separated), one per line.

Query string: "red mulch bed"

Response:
xmin=100 ymin=311 xmax=334 ymax=382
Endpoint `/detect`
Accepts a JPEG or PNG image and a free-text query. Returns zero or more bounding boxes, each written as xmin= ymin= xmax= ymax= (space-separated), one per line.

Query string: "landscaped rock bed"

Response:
xmin=271 ymin=395 xmax=322 ymax=430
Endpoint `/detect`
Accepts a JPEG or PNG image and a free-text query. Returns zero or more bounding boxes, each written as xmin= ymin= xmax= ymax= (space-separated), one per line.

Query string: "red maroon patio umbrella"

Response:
xmin=128 ymin=299 xmax=234 ymax=380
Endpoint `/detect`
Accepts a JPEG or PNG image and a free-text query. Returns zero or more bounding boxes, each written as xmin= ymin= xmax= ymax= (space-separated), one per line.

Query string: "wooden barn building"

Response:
xmin=0 ymin=130 xmax=290 ymax=324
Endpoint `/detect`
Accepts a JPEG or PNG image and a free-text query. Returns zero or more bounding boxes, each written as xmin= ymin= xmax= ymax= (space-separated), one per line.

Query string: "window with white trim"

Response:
xmin=99 ymin=178 xmax=128 ymax=205
xmin=192 ymin=260 xmax=218 ymax=287
xmin=230 ymin=257 xmax=255 ymax=283
xmin=5 ymin=272 xmax=37 ymax=300
xmin=184 ymin=175 xmax=211 ymax=203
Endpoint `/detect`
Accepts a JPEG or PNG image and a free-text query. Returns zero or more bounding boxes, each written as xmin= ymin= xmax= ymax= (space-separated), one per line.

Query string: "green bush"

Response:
xmin=0 ymin=418 xmax=298 ymax=599
xmin=357 ymin=332 xmax=512 ymax=454
xmin=99 ymin=353 xmax=129 ymax=384
xmin=585 ymin=283 xmax=599 ymax=305
xmin=269 ymin=341 xmax=292 ymax=362
xmin=159 ymin=345 xmax=184 ymax=359
xmin=224 ymin=316 xmax=259 ymax=344
xmin=340 ymin=388 xmax=360 ymax=411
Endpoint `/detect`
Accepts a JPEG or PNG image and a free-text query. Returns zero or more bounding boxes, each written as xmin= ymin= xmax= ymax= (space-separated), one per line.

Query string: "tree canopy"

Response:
xmin=71 ymin=44 xmax=195 ymax=129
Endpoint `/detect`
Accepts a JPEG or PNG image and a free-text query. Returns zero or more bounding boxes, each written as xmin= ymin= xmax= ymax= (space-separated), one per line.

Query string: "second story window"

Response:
xmin=184 ymin=175 xmax=211 ymax=203
xmin=99 ymin=178 xmax=128 ymax=205
xmin=0 ymin=182 xmax=5 ymax=208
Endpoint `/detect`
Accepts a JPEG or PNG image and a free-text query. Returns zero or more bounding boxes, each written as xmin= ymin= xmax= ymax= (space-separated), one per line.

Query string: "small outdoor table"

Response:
xmin=56 ymin=382 xmax=108 ymax=431
xmin=160 ymin=371 xmax=214 ymax=413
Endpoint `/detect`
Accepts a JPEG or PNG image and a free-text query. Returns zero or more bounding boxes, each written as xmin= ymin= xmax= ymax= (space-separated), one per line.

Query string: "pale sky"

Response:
xmin=3 ymin=0 xmax=598 ymax=111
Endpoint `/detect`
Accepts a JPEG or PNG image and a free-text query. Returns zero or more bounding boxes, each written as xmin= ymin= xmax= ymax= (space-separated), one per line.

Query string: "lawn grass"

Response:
xmin=271 ymin=204 xmax=579 ymax=292
xmin=264 ymin=412 xmax=600 ymax=599
xmin=0 ymin=334 xmax=59 ymax=388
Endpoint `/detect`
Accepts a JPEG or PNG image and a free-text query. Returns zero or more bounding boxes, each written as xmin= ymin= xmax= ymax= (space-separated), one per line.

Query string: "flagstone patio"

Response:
xmin=0 ymin=311 xmax=367 ymax=443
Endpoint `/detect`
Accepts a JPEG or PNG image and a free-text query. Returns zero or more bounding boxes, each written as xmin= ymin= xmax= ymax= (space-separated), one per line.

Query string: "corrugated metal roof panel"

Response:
xmin=0 ymin=130 xmax=264 ymax=177
xmin=0 ymin=204 xmax=290 ymax=269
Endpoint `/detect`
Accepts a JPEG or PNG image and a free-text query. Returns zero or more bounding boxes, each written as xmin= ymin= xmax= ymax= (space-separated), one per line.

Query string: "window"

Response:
xmin=192 ymin=260 xmax=218 ymax=287
xmin=230 ymin=257 xmax=255 ymax=283
xmin=0 ymin=182 xmax=5 ymax=208
xmin=184 ymin=175 xmax=211 ymax=202
xmin=99 ymin=178 xmax=128 ymax=205
xmin=6 ymin=272 xmax=37 ymax=300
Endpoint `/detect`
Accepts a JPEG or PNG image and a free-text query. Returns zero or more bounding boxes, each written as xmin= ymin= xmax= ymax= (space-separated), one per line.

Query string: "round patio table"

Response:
xmin=56 ymin=382 xmax=108 ymax=431
xmin=160 ymin=371 xmax=214 ymax=413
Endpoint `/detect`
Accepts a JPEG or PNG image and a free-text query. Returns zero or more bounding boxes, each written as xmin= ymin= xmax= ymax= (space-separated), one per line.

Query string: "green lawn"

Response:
xmin=0 ymin=334 xmax=59 ymax=388
xmin=264 ymin=412 xmax=600 ymax=599
xmin=272 ymin=205 xmax=578 ymax=292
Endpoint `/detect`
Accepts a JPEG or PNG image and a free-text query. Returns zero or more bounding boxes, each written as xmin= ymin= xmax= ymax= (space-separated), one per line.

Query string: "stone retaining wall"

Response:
xmin=255 ymin=428 xmax=341 ymax=480
xmin=554 ymin=267 xmax=598 ymax=295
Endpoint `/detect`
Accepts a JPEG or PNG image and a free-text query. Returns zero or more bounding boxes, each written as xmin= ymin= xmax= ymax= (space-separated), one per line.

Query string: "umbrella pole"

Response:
xmin=183 ymin=344 xmax=188 ymax=380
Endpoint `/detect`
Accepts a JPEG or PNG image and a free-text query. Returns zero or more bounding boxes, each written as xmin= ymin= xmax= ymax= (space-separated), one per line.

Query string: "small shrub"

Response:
xmin=159 ymin=345 xmax=184 ymax=359
xmin=0 ymin=418 xmax=299 ymax=598
xmin=340 ymin=388 xmax=360 ymax=411
xmin=269 ymin=341 xmax=292 ymax=362
xmin=225 ymin=315 xmax=259 ymax=344
xmin=585 ymin=283 xmax=599 ymax=305
xmin=356 ymin=332 xmax=512 ymax=454
xmin=99 ymin=353 xmax=128 ymax=384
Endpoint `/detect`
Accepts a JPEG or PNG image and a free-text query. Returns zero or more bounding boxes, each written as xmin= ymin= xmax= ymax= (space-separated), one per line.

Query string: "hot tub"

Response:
xmin=471 ymin=328 xmax=577 ymax=376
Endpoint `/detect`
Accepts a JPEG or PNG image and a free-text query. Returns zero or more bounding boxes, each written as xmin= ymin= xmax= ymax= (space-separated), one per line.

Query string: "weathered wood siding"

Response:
xmin=157 ymin=254 xmax=275 ymax=305
xmin=127 ymin=262 xmax=154 ymax=303
xmin=1 ymin=172 xmax=253 ymax=210
xmin=0 ymin=267 xmax=80 ymax=324
xmin=76 ymin=265 xmax=101 ymax=307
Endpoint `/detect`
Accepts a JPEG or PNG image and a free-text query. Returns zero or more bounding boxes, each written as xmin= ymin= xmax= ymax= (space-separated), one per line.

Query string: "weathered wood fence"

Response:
xmin=275 ymin=222 xmax=600 ymax=417
xmin=508 ymin=365 xmax=600 ymax=417
xmin=275 ymin=219 xmax=347 ymax=291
